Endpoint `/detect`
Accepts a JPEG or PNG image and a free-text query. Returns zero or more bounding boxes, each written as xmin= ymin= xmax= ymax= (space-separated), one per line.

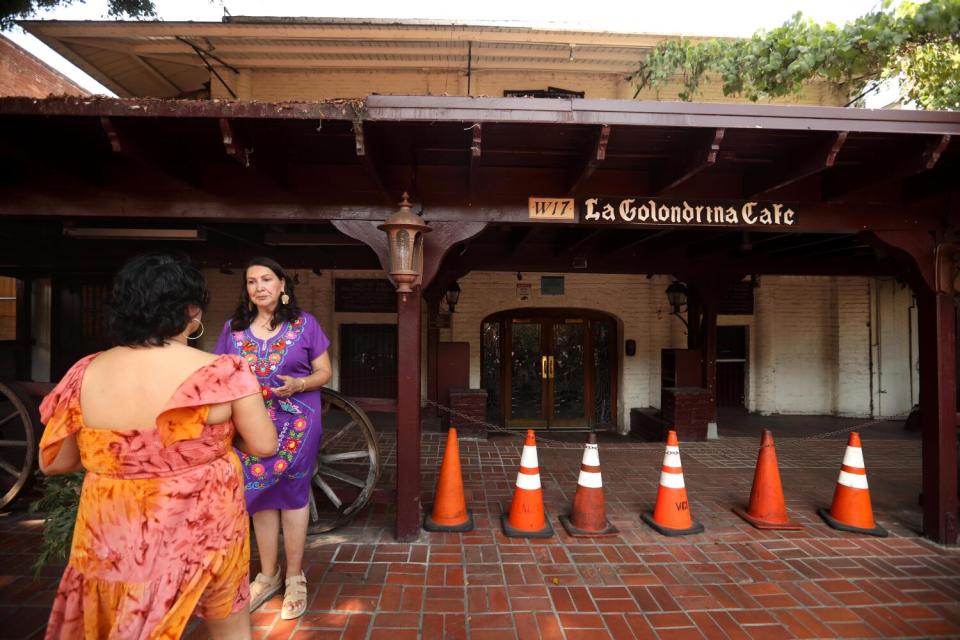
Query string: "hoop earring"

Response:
xmin=281 ymin=292 xmax=290 ymax=305
xmin=187 ymin=320 xmax=205 ymax=341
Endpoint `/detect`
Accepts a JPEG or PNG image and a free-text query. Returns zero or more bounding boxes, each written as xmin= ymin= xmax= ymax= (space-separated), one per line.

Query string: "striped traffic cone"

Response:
xmin=641 ymin=430 xmax=704 ymax=536
xmin=733 ymin=429 xmax=802 ymax=530
xmin=501 ymin=429 xmax=554 ymax=538
xmin=559 ymin=433 xmax=618 ymax=537
xmin=818 ymin=432 xmax=888 ymax=537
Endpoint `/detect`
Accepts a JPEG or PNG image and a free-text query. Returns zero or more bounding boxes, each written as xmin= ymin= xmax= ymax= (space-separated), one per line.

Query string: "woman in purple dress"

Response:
xmin=214 ymin=257 xmax=332 ymax=621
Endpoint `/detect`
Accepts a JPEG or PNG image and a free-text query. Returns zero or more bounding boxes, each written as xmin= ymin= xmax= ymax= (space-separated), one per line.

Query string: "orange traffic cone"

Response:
xmin=502 ymin=429 xmax=554 ymax=538
xmin=641 ymin=430 xmax=704 ymax=536
xmin=559 ymin=433 xmax=618 ymax=537
xmin=818 ymin=432 xmax=888 ymax=537
xmin=424 ymin=427 xmax=474 ymax=532
xmin=733 ymin=429 xmax=801 ymax=530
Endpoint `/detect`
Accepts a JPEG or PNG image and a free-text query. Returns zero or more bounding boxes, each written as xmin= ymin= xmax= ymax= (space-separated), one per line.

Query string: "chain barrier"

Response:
xmin=424 ymin=399 xmax=910 ymax=448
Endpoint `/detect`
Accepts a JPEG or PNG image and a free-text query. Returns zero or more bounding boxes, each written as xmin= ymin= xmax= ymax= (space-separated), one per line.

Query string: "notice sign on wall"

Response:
xmin=582 ymin=197 xmax=798 ymax=227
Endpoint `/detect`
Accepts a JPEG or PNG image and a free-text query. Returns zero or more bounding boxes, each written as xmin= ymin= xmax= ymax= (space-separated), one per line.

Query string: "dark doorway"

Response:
xmin=52 ymin=275 xmax=112 ymax=380
xmin=717 ymin=325 xmax=747 ymax=408
xmin=481 ymin=309 xmax=617 ymax=430
xmin=339 ymin=324 xmax=397 ymax=399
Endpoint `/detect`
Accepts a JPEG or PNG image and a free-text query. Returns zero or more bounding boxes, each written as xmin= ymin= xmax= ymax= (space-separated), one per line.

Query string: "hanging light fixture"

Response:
xmin=445 ymin=281 xmax=461 ymax=313
xmin=378 ymin=192 xmax=431 ymax=301
xmin=665 ymin=281 xmax=689 ymax=328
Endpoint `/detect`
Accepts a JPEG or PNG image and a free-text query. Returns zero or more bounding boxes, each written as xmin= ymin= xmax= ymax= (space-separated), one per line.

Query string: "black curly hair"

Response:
xmin=229 ymin=257 xmax=301 ymax=331
xmin=107 ymin=254 xmax=210 ymax=347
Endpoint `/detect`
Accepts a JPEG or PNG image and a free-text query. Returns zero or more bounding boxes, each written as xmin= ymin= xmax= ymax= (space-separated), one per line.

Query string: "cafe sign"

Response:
xmin=582 ymin=197 xmax=797 ymax=227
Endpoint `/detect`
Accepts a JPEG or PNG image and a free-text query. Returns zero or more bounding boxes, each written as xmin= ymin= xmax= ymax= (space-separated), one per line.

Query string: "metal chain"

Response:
xmin=424 ymin=399 xmax=910 ymax=447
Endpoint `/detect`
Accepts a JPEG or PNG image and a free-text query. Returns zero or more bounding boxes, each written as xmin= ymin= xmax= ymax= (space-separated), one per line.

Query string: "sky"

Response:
xmin=5 ymin=0 xmax=885 ymax=97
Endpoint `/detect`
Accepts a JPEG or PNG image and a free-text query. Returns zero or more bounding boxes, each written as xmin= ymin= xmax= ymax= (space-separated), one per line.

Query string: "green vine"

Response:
xmin=628 ymin=0 xmax=960 ymax=110
xmin=29 ymin=472 xmax=83 ymax=577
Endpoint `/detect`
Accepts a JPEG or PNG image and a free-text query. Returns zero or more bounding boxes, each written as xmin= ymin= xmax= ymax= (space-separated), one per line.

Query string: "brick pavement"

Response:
xmin=2 ymin=427 xmax=960 ymax=639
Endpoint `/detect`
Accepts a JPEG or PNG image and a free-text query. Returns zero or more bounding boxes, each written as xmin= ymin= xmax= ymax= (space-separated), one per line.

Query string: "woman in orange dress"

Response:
xmin=39 ymin=254 xmax=278 ymax=640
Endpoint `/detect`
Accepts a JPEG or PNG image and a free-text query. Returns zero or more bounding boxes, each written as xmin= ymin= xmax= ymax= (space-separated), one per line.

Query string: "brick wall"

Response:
xmin=212 ymin=66 xmax=845 ymax=105
xmin=194 ymin=268 xmax=908 ymax=429
xmin=0 ymin=36 xmax=89 ymax=98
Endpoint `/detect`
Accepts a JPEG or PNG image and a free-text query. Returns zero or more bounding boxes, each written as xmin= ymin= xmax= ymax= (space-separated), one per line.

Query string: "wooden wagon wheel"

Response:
xmin=308 ymin=388 xmax=380 ymax=534
xmin=0 ymin=381 xmax=40 ymax=511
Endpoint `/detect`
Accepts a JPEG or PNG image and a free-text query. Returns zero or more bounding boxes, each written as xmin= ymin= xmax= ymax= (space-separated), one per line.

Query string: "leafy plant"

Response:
xmin=628 ymin=0 xmax=960 ymax=110
xmin=29 ymin=471 xmax=83 ymax=577
xmin=1 ymin=0 xmax=157 ymax=30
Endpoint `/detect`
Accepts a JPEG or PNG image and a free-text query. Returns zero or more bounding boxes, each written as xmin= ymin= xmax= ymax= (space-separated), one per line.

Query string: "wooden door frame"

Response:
xmin=482 ymin=307 xmax=619 ymax=430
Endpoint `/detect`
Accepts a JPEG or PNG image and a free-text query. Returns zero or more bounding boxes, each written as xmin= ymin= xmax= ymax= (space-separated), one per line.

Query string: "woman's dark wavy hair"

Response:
xmin=230 ymin=257 xmax=301 ymax=331
xmin=107 ymin=254 xmax=210 ymax=347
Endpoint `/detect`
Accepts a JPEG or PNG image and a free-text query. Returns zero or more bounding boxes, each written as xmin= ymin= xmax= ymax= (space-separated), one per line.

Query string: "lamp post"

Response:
xmin=445 ymin=281 xmax=461 ymax=313
xmin=665 ymin=281 xmax=689 ymax=329
xmin=378 ymin=192 xmax=431 ymax=301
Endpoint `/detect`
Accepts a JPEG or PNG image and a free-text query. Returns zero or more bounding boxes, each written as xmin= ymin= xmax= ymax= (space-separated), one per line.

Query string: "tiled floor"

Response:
xmin=3 ymin=419 xmax=960 ymax=639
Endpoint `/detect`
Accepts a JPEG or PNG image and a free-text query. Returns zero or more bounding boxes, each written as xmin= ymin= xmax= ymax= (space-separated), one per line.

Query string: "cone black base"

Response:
xmin=501 ymin=512 xmax=554 ymax=538
xmin=640 ymin=511 xmax=704 ymax=537
xmin=423 ymin=507 xmax=474 ymax=533
xmin=817 ymin=508 xmax=888 ymax=537
xmin=559 ymin=514 xmax=619 ymax=537
xmin=732 ymin=506 xmax=802 ymax=531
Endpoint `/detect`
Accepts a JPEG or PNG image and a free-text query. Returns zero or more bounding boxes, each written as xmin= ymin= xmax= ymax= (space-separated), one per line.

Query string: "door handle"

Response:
xmin=548 ymin=355 xmax=555 ymax=379
xmin=541 ymin=355 xmax=548 ymax=379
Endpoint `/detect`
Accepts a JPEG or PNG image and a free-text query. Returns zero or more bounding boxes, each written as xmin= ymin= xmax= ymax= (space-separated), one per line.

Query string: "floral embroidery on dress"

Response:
xmin=234 ymin=316 xmax=312 ymax=491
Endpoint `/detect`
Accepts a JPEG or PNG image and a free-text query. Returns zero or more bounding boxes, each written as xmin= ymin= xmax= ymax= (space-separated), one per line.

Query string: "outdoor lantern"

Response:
xmin=378 ymin=192 xmax=431 ymax=300
xmin=445 ymin=281 xmax=461 ymax=313
xmin=665 ymin=281 xmax=689 ymax=314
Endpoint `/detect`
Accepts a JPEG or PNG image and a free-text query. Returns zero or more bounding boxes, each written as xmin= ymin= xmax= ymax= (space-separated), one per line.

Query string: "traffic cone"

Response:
xmin=424 ymin=427 xmax=474 ymax=532
xmin=732 ymin=430 xmax=802 ymax=530
xmin=818 ymin=432 xmax=888 ymax=537
xmin=501 ymin=429 xmax=554 ymax=538
xmin=559 ymin=434 xmax=619 ymax=537
xmin=641 ymin=430 xmax=704 ymax=536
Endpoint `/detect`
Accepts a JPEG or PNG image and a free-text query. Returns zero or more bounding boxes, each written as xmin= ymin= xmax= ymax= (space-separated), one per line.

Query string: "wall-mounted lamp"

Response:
xmin=665 ymin=281 xmax=689 ymax=329
xmin=445 ymin=281 xmax=461 ymax=313
xmin=378 ymin=192 xmax=431 ymax=301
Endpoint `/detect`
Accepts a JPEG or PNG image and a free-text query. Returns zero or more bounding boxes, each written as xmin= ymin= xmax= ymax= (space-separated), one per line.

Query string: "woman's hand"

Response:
xmin=274 ymin=374 xmax=305 ymax=398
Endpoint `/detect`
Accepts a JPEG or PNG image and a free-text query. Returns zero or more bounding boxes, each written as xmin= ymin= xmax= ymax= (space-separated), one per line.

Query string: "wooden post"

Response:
xmin=701 ymin=294 xmax=718 ymax=426
xmin=866 ymin=230 xmax=958 ymax=544
xmin=15 ymin=278 xmax=31 ymax=380
xmin=426 ymin=294 xmax=441 ymax=419
xmin=917 ymin=290 xmax=958 ymax=544
xmin=396 ymin=286 xmax=423 ymax=541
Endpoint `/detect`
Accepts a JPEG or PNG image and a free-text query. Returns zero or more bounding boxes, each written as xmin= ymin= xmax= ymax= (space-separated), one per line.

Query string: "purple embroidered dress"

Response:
xmin=214 ymin=312 xmax=330 ymax=513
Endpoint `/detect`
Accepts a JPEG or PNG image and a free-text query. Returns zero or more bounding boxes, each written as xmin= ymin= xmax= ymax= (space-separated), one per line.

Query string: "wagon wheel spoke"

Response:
xmin=0 ymin=459 xmax=21 ymax=477
xmin=312 ymin=474 xmax=343 ymax=509
xmin=0 ymin=440 xmax=28 ymax=447
xmin=0 ymin=410 xmax=22 ymax=428
xmin=316 ymin=464 xmax=367 ymax=489
xmin=319 ymin=450 xmax=370 ymax=463
xmin=318 ymin=420 xmax=358 ymax=451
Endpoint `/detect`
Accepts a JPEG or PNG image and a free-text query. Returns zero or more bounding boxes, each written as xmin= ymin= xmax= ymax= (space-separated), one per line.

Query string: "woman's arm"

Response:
xmin=39 ymin=432 xmax=82 ymax=475
xmin=231 ymin=393 xmax=278 ymax=457
xmin=275 ymin=351 xmax=332 ymax=397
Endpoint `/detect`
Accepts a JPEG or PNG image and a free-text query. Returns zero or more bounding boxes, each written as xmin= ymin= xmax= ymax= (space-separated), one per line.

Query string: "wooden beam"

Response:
xmin=556 ymin=228 xmax=606 ymax=260
xmin=99 ymin=116 xmax=198 ymax=188
xmin=468 ymin=123 xmax=481 ymax=204
xmin=507 ymin=226 xmax=535 ymax=258
xmin=652 ymin=128 xmax=724 ymax=195
xmin=567 ymin=124 xmax=610 ymax=196
xmin=824 ymin=134 xmax=951 ymax=201
xmin=353 ymin=121 xmax=393 ymax=205
xmin=746 ymin=131 xmax=848 ymax=198
xmin=219 ymin=118 xmax=251 ymax=167
xmin=604 ymin=229 xmax=672 ymax=260
xmin=131 ymin=54 xmax=182 ymax=95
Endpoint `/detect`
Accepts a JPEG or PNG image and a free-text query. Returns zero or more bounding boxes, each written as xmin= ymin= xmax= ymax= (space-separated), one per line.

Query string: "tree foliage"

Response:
xmin=0 ymin=0 xmax=156 ymax=30
xmin=30 ymin=472 xmax=83 ymax=577
xmin=628 ymin=0 xmax=960 ymax=110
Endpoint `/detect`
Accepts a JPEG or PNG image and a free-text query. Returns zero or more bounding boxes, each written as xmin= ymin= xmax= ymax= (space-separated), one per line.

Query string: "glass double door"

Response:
xmin=507 ymin=318 xmax=590 ymax=429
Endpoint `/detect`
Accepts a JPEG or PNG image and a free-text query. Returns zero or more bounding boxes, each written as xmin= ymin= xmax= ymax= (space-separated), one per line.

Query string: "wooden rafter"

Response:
xmin=98 ymin=116 xmax=196 ymax=188
xmin=468 ymin=123 xmax=481 ymax=203
xmin=556 ymin=228 xmax=605 ymax=259
xmin=824 ymin=134 xmax=952 ymax=202
xmin=653 ymin=128 xmax=724 ymax=195
xmin=353 ymin=121 xmax=393 ymax=205
xmin=567 ymin=124 xmax=610 ymax=196
xmin=745 ymin=131 xmax=848 ymax=198
xmin=219 ymin=118 xmax=251 ymax=167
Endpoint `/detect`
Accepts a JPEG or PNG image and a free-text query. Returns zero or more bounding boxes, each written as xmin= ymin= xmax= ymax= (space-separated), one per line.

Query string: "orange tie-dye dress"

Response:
xmin=38 ymin=353 xmax=262 ymax=640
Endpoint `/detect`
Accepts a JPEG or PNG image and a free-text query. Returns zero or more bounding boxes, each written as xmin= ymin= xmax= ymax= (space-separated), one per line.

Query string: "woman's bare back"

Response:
xmin=80 ymin=344 xmax=227 ymax=430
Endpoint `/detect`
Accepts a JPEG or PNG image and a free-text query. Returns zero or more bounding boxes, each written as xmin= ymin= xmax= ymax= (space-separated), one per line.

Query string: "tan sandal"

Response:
xmin=249 ymin=569 xmax=282 ymax=612
xmin=280 ymin=572 xmax=308 ymax=620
